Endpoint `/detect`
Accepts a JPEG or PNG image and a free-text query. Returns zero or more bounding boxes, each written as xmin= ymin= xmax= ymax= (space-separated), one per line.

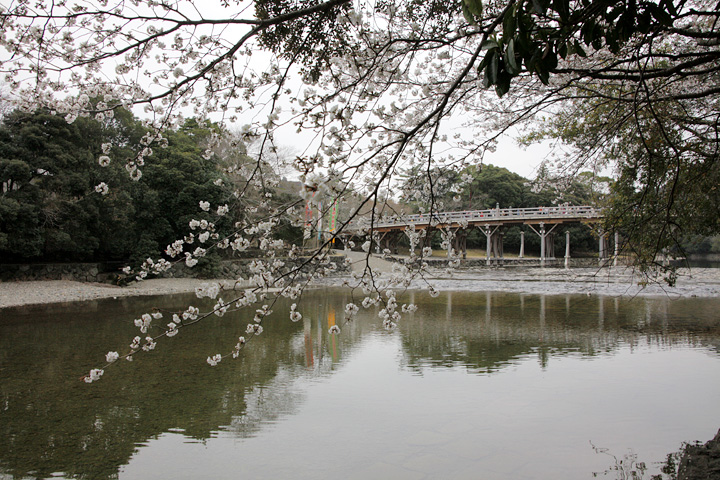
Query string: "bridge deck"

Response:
xmin=346 ymin=206 xmax=602 ymax=233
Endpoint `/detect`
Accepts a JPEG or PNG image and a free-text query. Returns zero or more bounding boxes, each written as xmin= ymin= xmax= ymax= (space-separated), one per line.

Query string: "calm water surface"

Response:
xmin=1 ymin=289 xmax=719 ymax=480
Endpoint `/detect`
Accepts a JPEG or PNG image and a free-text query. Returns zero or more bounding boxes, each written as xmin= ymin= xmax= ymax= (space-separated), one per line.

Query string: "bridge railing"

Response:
xmin=345 ymin=205 xmax=603 ymax=231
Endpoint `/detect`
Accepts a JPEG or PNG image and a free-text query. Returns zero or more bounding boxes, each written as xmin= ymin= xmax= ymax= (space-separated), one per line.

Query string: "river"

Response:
xmin=1 ymin=288 xmax=719 ymax=479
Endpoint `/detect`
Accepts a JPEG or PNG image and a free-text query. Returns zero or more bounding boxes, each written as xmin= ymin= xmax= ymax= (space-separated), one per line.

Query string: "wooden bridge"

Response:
xmin=340 ymin=205 xmax=617 ymax=266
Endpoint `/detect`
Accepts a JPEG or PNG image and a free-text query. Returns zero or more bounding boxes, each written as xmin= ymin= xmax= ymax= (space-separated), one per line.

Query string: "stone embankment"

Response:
xmin=0 ymin=262 xmax=111 ymax=283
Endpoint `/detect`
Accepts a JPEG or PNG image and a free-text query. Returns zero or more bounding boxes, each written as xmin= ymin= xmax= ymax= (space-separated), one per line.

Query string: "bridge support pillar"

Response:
xmin=519 ymin=231 xmax=525 ymax=258
xmin=492 ymin=232 xmax=504 ymax=263
xmin=599 ymin=233 xmax=610 ymax=264
xmin=453 ymin=230 xmax=468 ymax=259
xmin=613 ymin=231 xmax=619 ymax=267
xmin=486 ymin=227 xmax=491 ymax=266
xmin=528 ymin=222 xmax=558 ymax=267
xmin=444 ymin=229 xmax=453 ymax=258
xmin=380 ymin=232 xmax=400 ymax=255
xmin=422 ymin=228 xmax=434 ymax=250
xmin=482 ymin=225 xmax=503 ymax=265
xmin=543 ymin=232 xmax=556 ymax=263
xmin=564 ymin=230 xmax=571 ymax=269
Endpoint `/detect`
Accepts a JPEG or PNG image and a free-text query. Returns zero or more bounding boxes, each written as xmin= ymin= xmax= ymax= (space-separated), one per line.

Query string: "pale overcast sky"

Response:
xmin=483 ymin=135 xmax=550 ymax=179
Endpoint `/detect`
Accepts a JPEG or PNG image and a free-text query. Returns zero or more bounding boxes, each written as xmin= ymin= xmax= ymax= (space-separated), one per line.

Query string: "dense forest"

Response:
xmin=0 ymin=108 xmax=303 ymax=271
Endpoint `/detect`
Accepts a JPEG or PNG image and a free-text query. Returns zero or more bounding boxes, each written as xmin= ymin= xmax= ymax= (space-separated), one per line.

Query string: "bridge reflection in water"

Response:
xmin=342 ymin=205 xmax=616 ymax=266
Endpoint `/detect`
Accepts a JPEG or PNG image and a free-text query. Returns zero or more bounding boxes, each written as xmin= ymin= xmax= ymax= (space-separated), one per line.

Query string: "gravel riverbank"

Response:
xmin=2 ymin=257 xmax=720 ymax=310
xmin=0 ymin=278 xmax=244 ymax=309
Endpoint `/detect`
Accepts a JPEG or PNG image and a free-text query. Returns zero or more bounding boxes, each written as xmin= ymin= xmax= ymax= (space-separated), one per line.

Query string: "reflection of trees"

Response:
xmin=396 ymin=291 xmax=720 ymax=373
xmin=0 ymin=293 xmax=311 ymax=479
xmin=0 ymin=289 xmax=386 ymax=480
xmin=1 ymin=290 xmax=719 ymax=479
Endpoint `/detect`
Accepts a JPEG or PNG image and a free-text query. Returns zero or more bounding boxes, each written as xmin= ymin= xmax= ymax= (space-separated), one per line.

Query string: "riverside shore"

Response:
xmin=0 ymin=278 xmax=244 ymax=309
xmin=2 ymin=254 xmax=720 ymax=309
